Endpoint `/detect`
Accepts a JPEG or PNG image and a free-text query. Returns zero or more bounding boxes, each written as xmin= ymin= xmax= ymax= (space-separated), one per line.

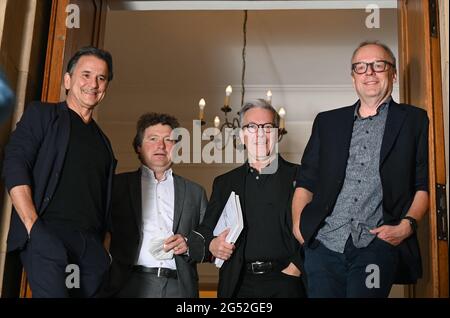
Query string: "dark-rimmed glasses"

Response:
xmin=351 ymin=60 xmax=395 ymax=74
xmin=242 ymin=123 xmax=277 ymax=133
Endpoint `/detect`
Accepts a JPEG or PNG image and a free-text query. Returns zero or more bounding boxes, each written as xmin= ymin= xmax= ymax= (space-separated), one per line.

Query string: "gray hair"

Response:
xmin=239 ymin=99 xmax=280 ymax=127
xmin=351 ymin=41 xmax=397 ymax=71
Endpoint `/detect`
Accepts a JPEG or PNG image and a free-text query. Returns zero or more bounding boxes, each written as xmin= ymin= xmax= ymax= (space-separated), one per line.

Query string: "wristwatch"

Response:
xmin=403 ymin=216 xmax=418 ymax=234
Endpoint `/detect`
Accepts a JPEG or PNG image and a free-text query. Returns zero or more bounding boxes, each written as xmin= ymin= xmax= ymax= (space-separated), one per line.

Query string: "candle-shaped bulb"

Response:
xmin=226 ymin=85 xmax=232 ymax=96
xmin=278 ymin=107 xmax=286 ymax=129
xmin=224 ymin=85 xmax=232 ymax=106
xmin=266 ymin=90 xmax=272 ymax=104
xmin=214 ymin=116 xmax=220 ymax=128
xmin=198 ymin=98 xmax=206 ymax=120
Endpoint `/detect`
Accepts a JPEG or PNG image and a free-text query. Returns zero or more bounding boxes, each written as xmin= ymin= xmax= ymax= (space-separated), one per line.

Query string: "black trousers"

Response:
xmin=235 ymin=270 xmax=307 ymax=298
xmin=20 ymin=219 xmax=110 ymax=298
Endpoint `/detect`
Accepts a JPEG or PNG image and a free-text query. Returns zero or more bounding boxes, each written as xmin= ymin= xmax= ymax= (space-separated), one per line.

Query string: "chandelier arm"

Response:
xmin=223 ymin=112 xmax=232 ymax=126
xmin=232 ymin=117 xmax=241 ymax=128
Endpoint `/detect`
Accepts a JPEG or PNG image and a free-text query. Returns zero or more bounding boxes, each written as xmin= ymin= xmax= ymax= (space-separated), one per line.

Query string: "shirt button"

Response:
xmin=361 ymin=163 xmax=364 ymax=166
xmin=358 ymin=180 xmax=361 ymax=183
xmin=354 ymin=198 xmax=358 ymax=202
xmin=256 ymin=176 xmax=259 ymax=180
xmin=366 ymin=130 xmax=369 ymax=134
xmin=363 ymin=146 xmax=367 ymax=150
xmin=350 ymin=218 xmax=354 ymax=221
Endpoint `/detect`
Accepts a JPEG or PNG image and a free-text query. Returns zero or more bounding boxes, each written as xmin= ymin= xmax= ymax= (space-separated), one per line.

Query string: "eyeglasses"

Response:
xmin=351 ymin=60 xmax=395 ymax=74
xmin=242 ymin=123 xmax=277 ymax=133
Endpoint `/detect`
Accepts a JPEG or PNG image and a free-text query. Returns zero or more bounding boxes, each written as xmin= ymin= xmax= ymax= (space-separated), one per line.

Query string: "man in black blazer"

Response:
xmin=292 ymin=41 xmax=429 ymax=297
xmin=102 ymin=113 xmax=207 ymax=298
xmin=2 ymin=47 xmax=116 ymax=297
xmin=196 ymin=99 xmax=306 ymax=298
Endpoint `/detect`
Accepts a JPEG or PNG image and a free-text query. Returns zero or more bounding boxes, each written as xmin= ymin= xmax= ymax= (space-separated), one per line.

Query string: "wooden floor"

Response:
xmin=199 ymin=290 xmax=217 ymax=298
xmin=199 ymin=282 xmax=218 ymax=298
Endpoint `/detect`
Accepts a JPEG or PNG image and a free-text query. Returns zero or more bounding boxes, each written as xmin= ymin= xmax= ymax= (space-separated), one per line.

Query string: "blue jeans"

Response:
xmin=304 ymin=237 xmax=398 ymax=298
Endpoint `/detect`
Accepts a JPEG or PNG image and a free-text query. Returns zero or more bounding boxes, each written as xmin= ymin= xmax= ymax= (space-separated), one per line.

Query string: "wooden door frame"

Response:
xmin=398 ymin=0 xmax=448 ymax=297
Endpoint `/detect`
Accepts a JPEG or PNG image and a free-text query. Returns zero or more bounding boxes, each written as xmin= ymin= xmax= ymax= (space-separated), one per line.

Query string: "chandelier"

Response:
xmin=196 ymin=10 xmax=287 ymax=147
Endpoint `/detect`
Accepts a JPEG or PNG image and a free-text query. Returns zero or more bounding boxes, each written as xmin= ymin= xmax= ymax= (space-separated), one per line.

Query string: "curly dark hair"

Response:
xmin=132 ymin=112 xmax=180 ymax=154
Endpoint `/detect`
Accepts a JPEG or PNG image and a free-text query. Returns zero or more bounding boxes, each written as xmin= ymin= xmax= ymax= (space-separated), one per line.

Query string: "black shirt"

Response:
xmin=244 ymin=163 xmax=291 ymax=262
xmin=44 ymin=109 xmax=111 ymax=233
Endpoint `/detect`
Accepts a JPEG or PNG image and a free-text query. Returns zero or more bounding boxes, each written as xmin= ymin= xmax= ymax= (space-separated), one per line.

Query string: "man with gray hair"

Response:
xmin=196 ymin=99 xmax=306 ymax=298
xmin=292 ymin=41 xmax=429 ymax=297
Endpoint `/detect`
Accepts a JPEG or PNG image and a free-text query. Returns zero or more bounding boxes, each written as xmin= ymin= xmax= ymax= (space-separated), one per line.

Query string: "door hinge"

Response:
xmin=429 ymin=0 xmax=438 ymax=38
xmin=436 ymin=184 xmax=448 ymax=241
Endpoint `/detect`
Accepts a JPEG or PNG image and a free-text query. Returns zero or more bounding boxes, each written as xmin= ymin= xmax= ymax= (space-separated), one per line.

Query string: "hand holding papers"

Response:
xmin=213 ymin=191 xmax=244 ymax=268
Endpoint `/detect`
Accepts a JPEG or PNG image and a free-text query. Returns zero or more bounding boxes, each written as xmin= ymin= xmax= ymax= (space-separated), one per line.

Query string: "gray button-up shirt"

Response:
xmin=316 ymin=98 xmax=390 ymax=253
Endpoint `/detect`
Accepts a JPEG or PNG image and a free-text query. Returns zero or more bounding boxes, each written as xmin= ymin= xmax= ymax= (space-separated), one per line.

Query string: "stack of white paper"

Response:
xmin=213 ymin=191 xmax=244 ymax=268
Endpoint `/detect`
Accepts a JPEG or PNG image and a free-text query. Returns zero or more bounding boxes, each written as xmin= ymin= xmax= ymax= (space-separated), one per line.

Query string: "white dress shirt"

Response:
xmin=136 ymin=165 xmax=176 ymax=270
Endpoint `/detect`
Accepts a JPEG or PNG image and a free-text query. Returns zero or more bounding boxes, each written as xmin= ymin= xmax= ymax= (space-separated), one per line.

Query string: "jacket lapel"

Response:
xmin=232 ymin=164 xmax=247 ymax=213
xmin=172 ymin=174 xmax=186 ymax=233
xmin=380 ymin=101 xmax=407 ymax=166
xmin=277 ymin=157 xmax=294 ymax=223
xmin=336 ymin=104 xmax=357 ymax=174
xmin=129 ymin=169 xmax=143 ymax=233
xmin=55 ymin=102 xmax=70 ymax=167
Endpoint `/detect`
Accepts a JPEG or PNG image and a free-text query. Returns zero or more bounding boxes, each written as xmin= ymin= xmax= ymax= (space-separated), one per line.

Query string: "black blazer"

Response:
xmin=2 ymin=101 xmax=116 ymax=251
xmin=296 ymin=99 xmax=429 ymax=284
xmin=102 ymin=169 xmax=208 ymax=298
xmin=196 ymin=156 xmax=303 ymax=297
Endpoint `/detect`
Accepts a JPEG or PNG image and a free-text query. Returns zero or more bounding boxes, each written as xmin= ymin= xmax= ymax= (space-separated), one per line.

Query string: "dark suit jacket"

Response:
xmin=296 ymin=99 xmax=429 ymax=284
xmin=2 ymin=101 xmax=116 ymax=251
xmin=196 ymin=156 xmax=303 ymax=298
xmin=102 ymin=169 xmax=208 ymax=298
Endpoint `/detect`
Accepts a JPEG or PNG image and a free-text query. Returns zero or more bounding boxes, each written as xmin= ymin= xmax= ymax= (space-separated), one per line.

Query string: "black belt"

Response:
xmin=245 ymin=260 xmax=286 ymax=275
xmin=133 ymin=266 xmax=178 ymax=279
